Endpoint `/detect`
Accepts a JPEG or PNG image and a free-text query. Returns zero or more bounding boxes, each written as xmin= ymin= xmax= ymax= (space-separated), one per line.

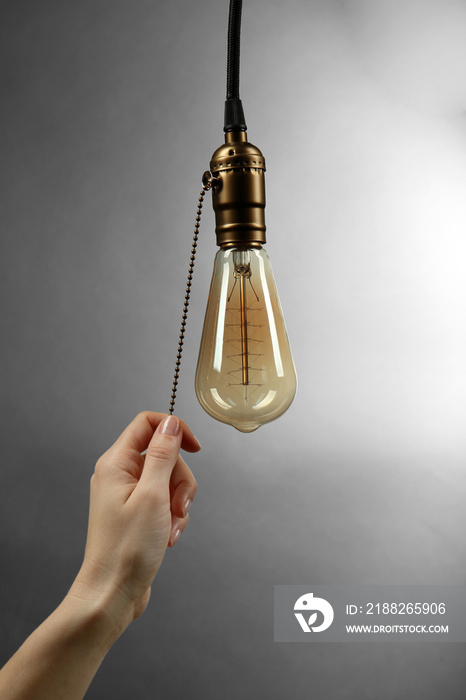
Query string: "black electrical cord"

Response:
xmin=224 ymin=0 xmax=247 ymax=132
xmin=226 ymin=0 xmax=242 ymax=100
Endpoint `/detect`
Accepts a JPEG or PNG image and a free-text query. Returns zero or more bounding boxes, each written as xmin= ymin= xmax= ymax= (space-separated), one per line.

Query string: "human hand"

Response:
xmin=69 ymin=412 xmax=200 ymax=634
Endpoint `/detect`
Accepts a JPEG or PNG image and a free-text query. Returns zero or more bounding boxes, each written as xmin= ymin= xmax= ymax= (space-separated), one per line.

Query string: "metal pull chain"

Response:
xmin=168 ymin=174 xmax=212 ymax=415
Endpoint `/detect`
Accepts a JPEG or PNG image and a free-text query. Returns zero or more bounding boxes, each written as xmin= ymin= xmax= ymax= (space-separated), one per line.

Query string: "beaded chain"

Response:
xmin=168 ymin=175 xmax=212 ymax=414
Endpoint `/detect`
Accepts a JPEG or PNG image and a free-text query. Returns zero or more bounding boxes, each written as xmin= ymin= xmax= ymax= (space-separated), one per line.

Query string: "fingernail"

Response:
xmin=172 ymin=528 xmax=181 ymax=546
xmin=160 ymin=416 xmax=180 ymax=437
xmin=184 ymin=498 xmax=192 ymax=517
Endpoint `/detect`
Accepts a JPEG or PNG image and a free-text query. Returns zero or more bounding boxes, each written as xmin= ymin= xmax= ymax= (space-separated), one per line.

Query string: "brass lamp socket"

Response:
xmin=208 ymin=131 xmax=266 ymax=248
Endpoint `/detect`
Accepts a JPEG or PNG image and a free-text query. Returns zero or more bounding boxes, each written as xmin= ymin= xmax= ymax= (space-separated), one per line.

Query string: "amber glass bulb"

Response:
xmin=195 ymin=246 xmax=297 ymax=432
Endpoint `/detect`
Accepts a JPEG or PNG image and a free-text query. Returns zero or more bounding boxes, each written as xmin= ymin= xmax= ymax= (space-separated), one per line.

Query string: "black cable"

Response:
xmin=226 ymin=0 xmax=242 ymax=100
xmin=224 ymin=0 xmax=247 ymax=132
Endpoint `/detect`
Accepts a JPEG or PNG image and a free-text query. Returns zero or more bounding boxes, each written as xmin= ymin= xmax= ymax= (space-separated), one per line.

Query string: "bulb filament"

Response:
xmin=226 ymin=251 xmax=263 ymax=391
xmin=239 ymin=271 xmax=249 ymax=385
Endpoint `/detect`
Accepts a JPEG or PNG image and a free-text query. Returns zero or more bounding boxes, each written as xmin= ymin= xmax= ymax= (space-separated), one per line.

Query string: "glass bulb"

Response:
xmin=195 ymin=246 xmax=297 ymax=432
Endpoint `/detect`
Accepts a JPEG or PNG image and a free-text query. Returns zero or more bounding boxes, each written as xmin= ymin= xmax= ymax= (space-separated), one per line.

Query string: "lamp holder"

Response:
xmin=208 ymin=130 xmax=267 ymax=248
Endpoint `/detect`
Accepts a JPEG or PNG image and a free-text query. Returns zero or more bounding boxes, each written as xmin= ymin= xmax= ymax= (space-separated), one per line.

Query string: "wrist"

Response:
xmin=67 ymin=573 xmax=135 ymax=651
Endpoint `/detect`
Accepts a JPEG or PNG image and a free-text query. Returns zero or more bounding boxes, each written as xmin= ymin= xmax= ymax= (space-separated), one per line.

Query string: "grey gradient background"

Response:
xmin=1 ymin=0 xmax=466 ymax=698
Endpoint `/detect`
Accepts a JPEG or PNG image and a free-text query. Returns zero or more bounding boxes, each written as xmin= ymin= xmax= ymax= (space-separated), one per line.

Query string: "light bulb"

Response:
xmin=195 ymin=244 xmax=296 ymax=432
xmin=194 ymin=131 xmax=297 ymax=432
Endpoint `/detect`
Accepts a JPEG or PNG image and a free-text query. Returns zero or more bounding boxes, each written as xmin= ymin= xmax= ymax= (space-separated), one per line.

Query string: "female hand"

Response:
xmin=0 ymin=412 xmax=200 ymax=700
xmin=69 ymin=412 xmax=200 ymax=631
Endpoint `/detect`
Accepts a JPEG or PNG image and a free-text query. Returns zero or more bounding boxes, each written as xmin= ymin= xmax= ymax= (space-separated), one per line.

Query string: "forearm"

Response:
xmin=0 ymin=584 xmax=130 ymax=700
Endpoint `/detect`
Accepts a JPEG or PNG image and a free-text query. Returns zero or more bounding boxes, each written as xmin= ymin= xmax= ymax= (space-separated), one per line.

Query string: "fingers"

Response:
xmin=168 ymin=514 xmax=189 ymax=548
xmin=110 ymin=411 xmax=201 ymax=456
xmin=142 ymin=419 xmax=197 ymax=548
xmin=140 ymin=415 xmax=183 ymax=487
xmin=169 ymin=455 xmax=197 ymax=519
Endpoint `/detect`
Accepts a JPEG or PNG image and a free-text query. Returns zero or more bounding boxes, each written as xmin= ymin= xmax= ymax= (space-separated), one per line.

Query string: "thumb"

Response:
xmin=142 ymin=415 xmax=182 ymax=485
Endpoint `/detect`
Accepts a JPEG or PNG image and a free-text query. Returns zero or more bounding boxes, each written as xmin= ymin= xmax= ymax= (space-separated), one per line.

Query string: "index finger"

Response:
xmin=110 ymin=411 xmax=201 ymax=455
